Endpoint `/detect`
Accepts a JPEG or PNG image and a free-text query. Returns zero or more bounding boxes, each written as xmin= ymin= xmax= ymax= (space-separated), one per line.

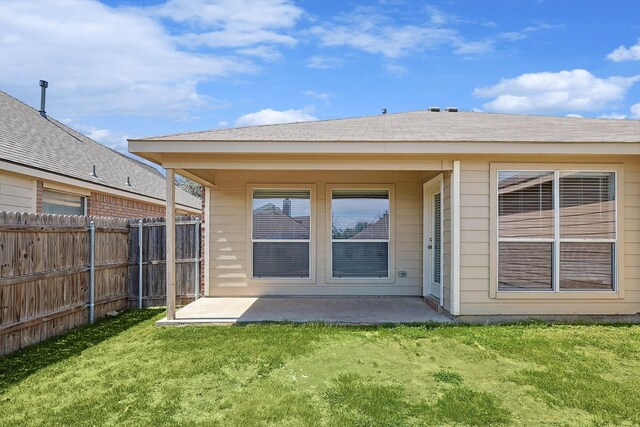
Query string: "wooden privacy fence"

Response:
xmin=0 ymin=212 xmax=201 ymax=355
xmin=128 ymin=217 xmax=200 ymax=308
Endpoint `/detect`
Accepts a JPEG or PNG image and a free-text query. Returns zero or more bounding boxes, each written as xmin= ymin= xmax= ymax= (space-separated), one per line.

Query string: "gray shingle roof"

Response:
xmin=135 ymin=110 xmax=640 ymax=143
xmin=0 ymin=91 xmax=200 ymax=209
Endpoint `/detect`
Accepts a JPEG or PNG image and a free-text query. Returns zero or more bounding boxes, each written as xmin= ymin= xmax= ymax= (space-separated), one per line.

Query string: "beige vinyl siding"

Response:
xmin=458 ymin=155 xmax=640 ymax=316
xmin=0 ymin=171 xmax=35 ymax=213
xmin=208 ymin=170 xmax=434 ymax=296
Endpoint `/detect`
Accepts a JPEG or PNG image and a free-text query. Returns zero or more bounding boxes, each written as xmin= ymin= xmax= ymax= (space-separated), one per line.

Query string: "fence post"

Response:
xmin=194 ymin=218 xmax=200 ymax=300
xmin=138 ymin=219 xmax=143 ymax=309
xmin=89 ymin=221 xmax=95 ymax=323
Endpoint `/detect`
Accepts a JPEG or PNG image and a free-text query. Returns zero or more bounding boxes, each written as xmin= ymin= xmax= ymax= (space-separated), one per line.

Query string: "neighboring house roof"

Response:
xmin=0 ymin=91 xmax=200 ymax=210
xmin=253 ymin=203 xmax=310 ymax=240
xmin=350 ymin=215 xmax=389 ymax=240
xmin=134 ymin=110 xmax=640 ymax=143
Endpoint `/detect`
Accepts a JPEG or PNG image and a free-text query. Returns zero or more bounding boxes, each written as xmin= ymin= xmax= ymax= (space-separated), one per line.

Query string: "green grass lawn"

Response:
xmin=1 ymin=310 xmax=639 ymax=427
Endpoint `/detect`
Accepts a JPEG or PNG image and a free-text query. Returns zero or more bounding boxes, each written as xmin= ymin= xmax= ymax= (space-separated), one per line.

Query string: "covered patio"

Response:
xmin=156 ymin=296 xmax=451 ymax=325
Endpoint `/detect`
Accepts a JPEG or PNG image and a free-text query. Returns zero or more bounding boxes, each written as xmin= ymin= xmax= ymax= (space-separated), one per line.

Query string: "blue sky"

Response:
xmin=0 ymin=0 xmax=638 ymax=158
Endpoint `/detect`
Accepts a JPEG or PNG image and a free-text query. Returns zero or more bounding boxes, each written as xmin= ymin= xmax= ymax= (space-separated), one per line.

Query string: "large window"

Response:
xmin=331 ymin=189 xmax=390 ymax=278
xmin=251 ymin=189 xmax=311 ymax=279
xmin=42 ymin=190 xmax=85 ymax=215
xmin=498 ymin=170 xmax=616 ymax=292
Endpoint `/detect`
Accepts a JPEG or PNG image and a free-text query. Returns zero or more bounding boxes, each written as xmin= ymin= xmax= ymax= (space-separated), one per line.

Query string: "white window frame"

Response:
xmin=246 ymin=184 xmax=316 ymax=284
xmin=490 ymin=163 xmax=625 ymax=299
xmin=325 ymin=184 xmax=395 ymax=284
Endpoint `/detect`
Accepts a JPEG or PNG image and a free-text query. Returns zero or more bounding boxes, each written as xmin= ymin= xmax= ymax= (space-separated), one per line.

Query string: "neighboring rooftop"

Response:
xmin=134 ymin=109 xmax=640 ymax=143
xmin=0 ymin=91 xmax=200 ymax=210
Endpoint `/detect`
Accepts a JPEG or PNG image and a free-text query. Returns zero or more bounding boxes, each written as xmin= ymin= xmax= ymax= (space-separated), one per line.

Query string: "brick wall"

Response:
xmin=87 ymin=192 xmax=166 ymax=218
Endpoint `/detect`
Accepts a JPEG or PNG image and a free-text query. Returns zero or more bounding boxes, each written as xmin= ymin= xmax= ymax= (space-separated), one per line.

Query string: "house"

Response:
xmin=129 ymin=109 xmax=640 ymax=318
xmin=0 ymin=90 xmax=200 ymax=217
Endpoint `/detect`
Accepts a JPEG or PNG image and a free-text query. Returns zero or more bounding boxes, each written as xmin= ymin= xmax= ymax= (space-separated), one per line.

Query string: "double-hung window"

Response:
xmin=251 ymin=189 xmax=311 ymax=279
xmin=497 ymin=170 xmax=616 ymax=292
xmin=330 ymin=189 xmax=391 ymax=279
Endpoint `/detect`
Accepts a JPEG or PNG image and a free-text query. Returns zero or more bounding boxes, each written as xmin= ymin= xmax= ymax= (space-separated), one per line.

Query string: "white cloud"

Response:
xmin=309 ymin=7 xmax=555 ymax=60
xmin=306 ymin=55 xmax=345 ymax=69
xmin=310 ymin=16 xmax=461 ymax=58
xmin=0 ymin=0 xmax=306 ymax=118
xmin=606 ymin=39 xmax=640 ymax=62
xmin=474 ymin=69 xmax=640 ymax=113
xmin=303 ymin=90 xmax=331 ymax=101
xmin=629 ymin=103 xmax=640 ymax=119
xmin=218 ymin=120 xmax=229 ymax=127
xmin=150 ymin=0 xmax=302 ymax=48
xmin=235 ymin=108 xmax=317 ymax=126
xmin=384 ymin=62 xmax=409 ymax=77
xmin=63 ymin=118 xmax=129 ymax=152
xmin=237 ymin=46 xmax=283 ymax=61
xmin=499 ymin=23 xmax=561 ymax=42
xmin=566 ymin=114 xmax=583 ymax=118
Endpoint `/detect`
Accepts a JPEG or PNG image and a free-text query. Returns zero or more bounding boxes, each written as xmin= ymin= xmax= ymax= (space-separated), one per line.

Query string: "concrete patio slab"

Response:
xmin=156 ymin=297 xmax=451 ymax=325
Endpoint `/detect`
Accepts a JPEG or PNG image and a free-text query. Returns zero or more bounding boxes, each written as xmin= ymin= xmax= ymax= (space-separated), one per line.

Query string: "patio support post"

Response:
xmin=166 ymin=168 xmax=177 ymax=320
xmin=194 ymin=217 xmax=200 ymax=300
xmin=451 ymin=160 xmax=461 ymax=316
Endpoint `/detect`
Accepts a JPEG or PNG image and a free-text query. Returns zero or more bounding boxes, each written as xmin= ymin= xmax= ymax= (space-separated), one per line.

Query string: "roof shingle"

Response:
xmin=0 ymin=91 xmax=200 ymax=209
xmin=134 ymin=110 xmax=640 ymax=143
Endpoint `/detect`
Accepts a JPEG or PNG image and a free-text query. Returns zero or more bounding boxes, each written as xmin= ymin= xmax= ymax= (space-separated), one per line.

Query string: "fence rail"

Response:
xmin=0 ymin=211 xmax=201 ymax=355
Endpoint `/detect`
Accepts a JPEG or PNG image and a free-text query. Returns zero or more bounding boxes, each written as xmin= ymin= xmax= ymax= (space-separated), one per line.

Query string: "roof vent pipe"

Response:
xmin=90 ymin=164 xmax=97 ymax=178
xmin=445 ymin=107 xmax=458 ymax=112
xmin=428 ymin=106 xmax=440 ymax=112
xmin=382 ymin=108 xmax=387 ymax=114
xmin=125 ymin=176 xmax=132 ymax=186
xmin=39 ymin=80 xmax=48 ymax=117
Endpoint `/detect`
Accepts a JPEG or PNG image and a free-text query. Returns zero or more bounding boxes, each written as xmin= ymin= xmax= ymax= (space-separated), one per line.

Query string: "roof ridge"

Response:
xmin=132 ymin=108 xmax=640 ymax=141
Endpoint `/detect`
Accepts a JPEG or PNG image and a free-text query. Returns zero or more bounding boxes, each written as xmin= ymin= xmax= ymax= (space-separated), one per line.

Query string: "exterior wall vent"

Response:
xmin=428 ymin=106 xmax=441 ymax=112
xmin=445 ymin=107 xmax=458 ymax=112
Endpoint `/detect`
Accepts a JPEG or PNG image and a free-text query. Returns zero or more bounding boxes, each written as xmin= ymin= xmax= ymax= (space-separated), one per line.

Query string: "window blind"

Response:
xmin=42 ymin=190 xmax=84 ymax=216
xmin=498 ymin=171 xmax=554 ymax=239
xmin=498 ymin=242 xmax=553 ymax=291
xmin=252 ymin=189 xmax=311 ymax=278
xmin=498 ymin=170 xmax=616 ymax=292
xmin=559 ymin=242 xmax=613 ymax=290
xmin=559 ymin=172 xmax=615 ymax=239
xmin=331 ymin=189 xmax=390 ymax=278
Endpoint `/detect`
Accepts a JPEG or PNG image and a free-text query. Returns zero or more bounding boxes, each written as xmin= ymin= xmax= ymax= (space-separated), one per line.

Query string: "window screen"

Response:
xmin=42 ymin=190 xmax=85 ymax=215
xmin=498 ymin=170 xmax=616 ymax=292
xmin=331 ymin=189 xmax=390 ymax=278
xmin=252 ymin=189 xmax=311 ymax=278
